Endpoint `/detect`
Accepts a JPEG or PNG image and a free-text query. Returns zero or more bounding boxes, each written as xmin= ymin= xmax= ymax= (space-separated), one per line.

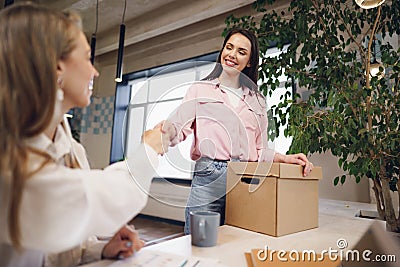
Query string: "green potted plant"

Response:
xmin=225 ymin=0 xmax=400 ymax=231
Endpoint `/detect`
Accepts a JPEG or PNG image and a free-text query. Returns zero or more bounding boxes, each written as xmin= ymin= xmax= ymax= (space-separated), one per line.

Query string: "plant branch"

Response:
xmin=332 ymin=3 xmax=365 ymax=60
xmin=373 ymin=178 xmax=385 ymax=219
xmin=286 ymin=68 xmax=359 ymax=117
xmin=366 ymin=6 xmax=381 ymax=89
xmin=398 ymin=179 xmax=400 ymax=224
xmin=310 ymin=0 xmax=337 ymax=55
xmin=365 ymin=6 xmax=382 ymax=161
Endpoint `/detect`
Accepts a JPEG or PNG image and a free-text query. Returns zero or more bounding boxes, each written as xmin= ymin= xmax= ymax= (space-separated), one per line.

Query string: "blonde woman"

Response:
xmin=0 ymin=2 xmax=169 ymax=266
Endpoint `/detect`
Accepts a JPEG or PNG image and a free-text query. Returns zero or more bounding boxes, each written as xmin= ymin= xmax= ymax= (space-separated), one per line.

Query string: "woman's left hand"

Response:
xmin=277 ymin=153 xmax=314 ymax=177
xmin=101 ymin=224 xmax=145 ymax=260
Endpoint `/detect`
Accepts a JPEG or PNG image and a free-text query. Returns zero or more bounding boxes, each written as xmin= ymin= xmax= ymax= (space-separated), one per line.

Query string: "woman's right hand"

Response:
xmin=142 ymin=127 xmax=169 ymax=155
xmin=101 ymin=225 xmax=144 ymax=260
xmin=154 ymin=120 xmax=176 ymax=141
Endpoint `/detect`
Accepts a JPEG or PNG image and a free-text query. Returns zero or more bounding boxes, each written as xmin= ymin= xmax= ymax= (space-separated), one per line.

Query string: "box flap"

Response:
xmin=249 ymin=249 xmax=341 ymax=266
xmin=228 ymin=162 xmax=323 ymax=180
xmin=279 ymin=163 xmax=323 ymax=180
xmin=228 ymin=162 xmax=276 ymax=193
xmin=228 ymin=162 xmax=276 ymax=177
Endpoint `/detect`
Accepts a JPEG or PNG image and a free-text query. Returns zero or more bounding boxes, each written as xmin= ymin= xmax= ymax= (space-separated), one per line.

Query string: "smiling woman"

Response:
xmin=58 ymin=30 xmax=99 ymax=109
xmin=156 ymin=28 xmax=314 ymax=236
xmin=0 ymin=2 xmax=170 ymax=267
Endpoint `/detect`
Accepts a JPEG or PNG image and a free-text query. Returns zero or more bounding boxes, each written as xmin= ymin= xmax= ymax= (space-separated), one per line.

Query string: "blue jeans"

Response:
xmin=184 ymin=157 xmax=234 ymax=235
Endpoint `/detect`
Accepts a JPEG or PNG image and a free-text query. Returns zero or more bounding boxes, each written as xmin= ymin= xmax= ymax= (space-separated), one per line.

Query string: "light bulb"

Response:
xmin=355 ymin=0 xmax=385 ymax=9
xmin=369 ymin=61 xmax=385 ymax=80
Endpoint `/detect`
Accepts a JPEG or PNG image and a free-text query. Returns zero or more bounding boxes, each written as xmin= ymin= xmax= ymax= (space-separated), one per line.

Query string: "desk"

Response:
xmin=83 ymin=199 xmax=381 ymax=267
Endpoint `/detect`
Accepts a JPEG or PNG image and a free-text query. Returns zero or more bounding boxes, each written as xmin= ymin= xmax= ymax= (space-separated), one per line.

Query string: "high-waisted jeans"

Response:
xmin=184 ymin=157 xmax=239 ymax=234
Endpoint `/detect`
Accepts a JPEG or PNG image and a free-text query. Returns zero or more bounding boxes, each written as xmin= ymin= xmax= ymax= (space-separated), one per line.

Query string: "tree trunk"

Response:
xmin=372 ymin=177 xmax=385 ymax=219
xmin=380 ymin=164 xmax=400 ymax=232
xmin=398 ymin=179 xmax=400 ymax=225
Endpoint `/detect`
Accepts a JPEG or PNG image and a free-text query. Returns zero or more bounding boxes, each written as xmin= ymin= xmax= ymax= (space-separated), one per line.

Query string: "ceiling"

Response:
xmin=2 ymin=0 xmax=173 ymax=36
xmin=1 ymin=0 xmax=255 ymax=59
xmin=34 ymin=0 xmax=177 ymax=38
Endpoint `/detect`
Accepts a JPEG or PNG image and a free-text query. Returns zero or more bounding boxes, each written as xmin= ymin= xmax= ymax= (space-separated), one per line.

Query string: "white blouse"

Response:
xmin=0 ymin=118 xmax=158 ymax=256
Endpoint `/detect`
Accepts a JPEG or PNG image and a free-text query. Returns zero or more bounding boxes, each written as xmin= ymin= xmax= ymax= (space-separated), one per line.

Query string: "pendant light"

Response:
xmin=355 ymin=0 xmax=385 ymax=9
xmin=369 ymin=38 xmax=385 ymax=80
xmin=90 ymin=0 xmax=99 ymax=65
xmin=4 ymin=0 xmax=14 ymax=7
xmin=115 ymin=0 xmax=127 ymax=83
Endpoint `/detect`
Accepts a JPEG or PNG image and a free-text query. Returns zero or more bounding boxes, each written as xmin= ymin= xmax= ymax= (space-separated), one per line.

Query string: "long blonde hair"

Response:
xmin=0 ymin=2 xmax=82 ymax=248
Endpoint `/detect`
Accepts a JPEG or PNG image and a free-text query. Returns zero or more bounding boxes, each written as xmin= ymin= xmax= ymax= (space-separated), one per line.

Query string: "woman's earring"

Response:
xmin=57 ymin=77 xmax=64 ymax=101
xmin=57 ymin=88 xmax=64 ymax=101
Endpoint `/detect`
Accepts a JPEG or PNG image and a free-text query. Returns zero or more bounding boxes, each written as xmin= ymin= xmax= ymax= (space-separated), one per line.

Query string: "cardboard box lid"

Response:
xmin=228 ymin=162 xmax=323 ymax=180
xmin=227 ymin=162 xmax=322 ymax=193
xmin=248 ymin=249 xmax=341 ymax=267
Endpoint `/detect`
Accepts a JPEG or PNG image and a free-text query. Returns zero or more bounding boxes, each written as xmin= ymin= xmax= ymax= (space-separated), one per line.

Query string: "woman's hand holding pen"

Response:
xmin=101 ymin=224 xmax=144 ymax=260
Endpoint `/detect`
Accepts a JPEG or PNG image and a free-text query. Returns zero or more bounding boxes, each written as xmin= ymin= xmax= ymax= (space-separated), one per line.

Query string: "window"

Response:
xmin=125 ymin=59 xmax=217 ymax=179
xmin=260 ymin=45 xmax=293 ymax=154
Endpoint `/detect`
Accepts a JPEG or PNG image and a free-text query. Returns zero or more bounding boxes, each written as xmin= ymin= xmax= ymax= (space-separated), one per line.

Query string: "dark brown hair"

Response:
xmin=203 ymin=28 xmax=260 ymax=91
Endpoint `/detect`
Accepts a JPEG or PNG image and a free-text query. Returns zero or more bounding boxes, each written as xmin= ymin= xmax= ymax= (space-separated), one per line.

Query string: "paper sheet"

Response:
xmin=109 ymin=250 xmax=224 ymax=267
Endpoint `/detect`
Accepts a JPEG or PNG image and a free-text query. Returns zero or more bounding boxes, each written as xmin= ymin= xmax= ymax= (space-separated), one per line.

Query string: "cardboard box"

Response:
xmin=244 ymin=221 xmax=400 ymax=267
xmin=245 ymin=249 xmax=340 ymax=267
xmin=342 ymin=221 xmax=400 ymax=267
xmin=225 ymin=162 xmax=323 ymax=237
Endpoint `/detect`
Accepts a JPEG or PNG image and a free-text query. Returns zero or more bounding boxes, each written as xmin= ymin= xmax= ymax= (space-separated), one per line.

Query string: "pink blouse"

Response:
xmin=168 ymin=79 xmax=275 ymax=162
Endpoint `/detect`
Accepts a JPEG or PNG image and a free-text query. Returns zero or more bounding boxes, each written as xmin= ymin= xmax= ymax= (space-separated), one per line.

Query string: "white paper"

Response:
xmin=108 ymin=250 xmax=224 ymax=267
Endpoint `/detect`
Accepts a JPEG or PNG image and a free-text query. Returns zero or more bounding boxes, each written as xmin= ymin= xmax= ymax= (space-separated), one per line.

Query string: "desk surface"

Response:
xmin=83 ymin=199 xmax=381 ymax=267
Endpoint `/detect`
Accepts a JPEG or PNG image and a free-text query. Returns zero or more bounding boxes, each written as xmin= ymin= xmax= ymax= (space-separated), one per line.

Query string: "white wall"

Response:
xmin=79 ymin=65 xmax=115 ymax=169
xmin=310 ymin=151 xmax=370 ymax=203
xmin=80 ymin=133 xmax=112 ymax=169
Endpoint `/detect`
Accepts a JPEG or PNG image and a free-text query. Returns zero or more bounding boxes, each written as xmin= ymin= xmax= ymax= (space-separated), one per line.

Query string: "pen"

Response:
xmin=179 ymin=259 xmax=188 ymax=267
xmin=192 ymin=260 xmax=200 ymax=267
